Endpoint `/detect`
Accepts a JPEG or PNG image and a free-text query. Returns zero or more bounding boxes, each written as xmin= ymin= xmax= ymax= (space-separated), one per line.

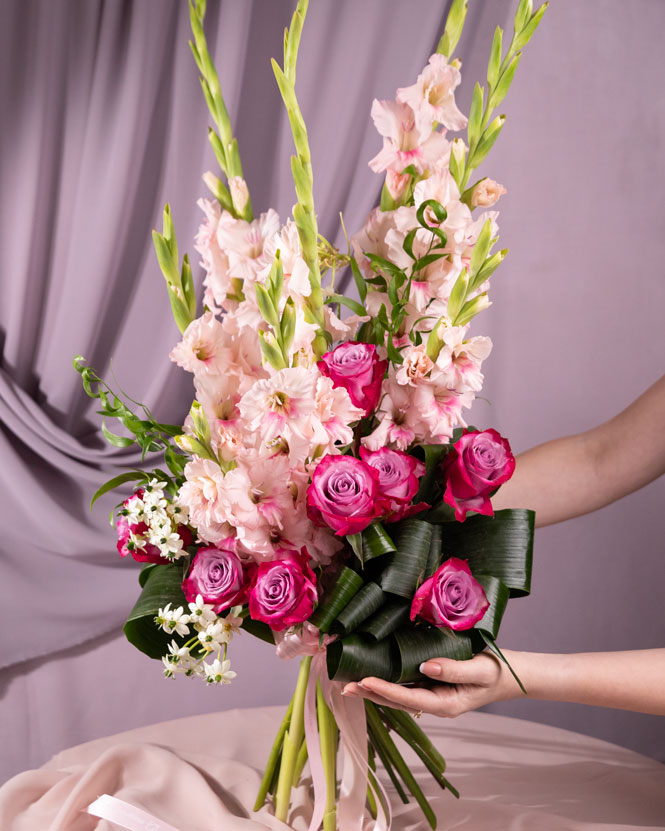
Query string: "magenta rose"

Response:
xmin=317 ymin=341 xmax=387 ymax=416
xmin=181 ymin=545 xmax=250 ymax=613
xmin=248 ymin=549 xmax=317 ymax=631
xmin=359 ymin=446 xmax=429 ymax=522
xmin=442 ymin=428 xmax=515 ymax=522
xmin=307 ymin=454 xmax=388 ymax=536
xmin=410 ymin=557 xmax=489 ymax=630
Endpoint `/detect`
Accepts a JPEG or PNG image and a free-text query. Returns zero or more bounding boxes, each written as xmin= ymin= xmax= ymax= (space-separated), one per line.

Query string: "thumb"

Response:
xmin=420 ymin=654 xmax=494 ymax=685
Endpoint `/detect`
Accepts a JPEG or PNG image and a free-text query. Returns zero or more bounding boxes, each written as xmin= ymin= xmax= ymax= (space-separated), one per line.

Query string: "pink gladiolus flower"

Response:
xmin=169 ymin=311 xmax=229 ymax=377
xmin=397 ymin=53 xmax=467 ymax=132
xmin=182 ymin=545 xmax=251 ymax=613
xmin=248 ymin=549 xmax=317 ymax=631
xmin=317 ymin=342 xmax=387 ymax=417
xmin=307 ymin=455 xmax=388 ymax=536
xmin=369 ymin=99 xmax=449 ymax=175
xmin=410 ymin=557 xmax=489 ymax=630
xmin=442 ymin=429 xmax=515 ymax=521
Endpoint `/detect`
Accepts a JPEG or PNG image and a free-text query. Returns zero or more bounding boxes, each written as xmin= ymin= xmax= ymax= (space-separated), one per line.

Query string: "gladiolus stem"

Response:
xmin=275 ymin=656 xmax=312 ymax=822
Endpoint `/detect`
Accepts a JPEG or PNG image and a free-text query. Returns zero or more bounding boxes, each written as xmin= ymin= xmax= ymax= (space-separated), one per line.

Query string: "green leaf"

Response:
xmin=394 ymin=625 xmax=473 ymax=683
xmin=424 ymin=523 xmax=443 ymax=579
xmin=326 ymin=633 xmax=397 ymax=683
xmin=412 ymin=252 xmax=446 ymax=272
xmin=414 ymin=444 xmax=446 ymax=503
xmin=416 ymin=199 xmax=447 ymax=228
xmin=90 ymin=470 xmax=145 ymax=508
xmin=258 ymin=330 xmax=287 ymax=370
xmin=123 ymin=563 xmax=188 ymax=659
xmin=402 ymin=228 xmax=418 ymax=260
xmin=439 ymin=509 xmax=535 ymax=597
xmin=365 ymin=702 xmax=437 ymax=829
xmin=326 ymin=293 xmax=366 ymax=317
xmin=309 ymin=566 xmax=364 ymax=633
xmin=102 ymin=421 xmax=134 ymax=448
xmin=359 ymin=596 xmax=411 ymax=642
xmin=365 ymin=253 xmax=406 ymax=281
xmin=349 ymin=256 xmax=367 ymax=303
xmin=138 ymin=563 xmax=159 ymax=588
xmin=362 ymin=522 xmax=396 ymax=561
xmin=378 ymin=519 xmax=432 ymax=599
xmin=331 ymin=582 xmax=386 ymax=636
xmin=469 ymin=248 xmax=507 ymax=293
xmin=472 ymin=574 xmax=510 ymax=639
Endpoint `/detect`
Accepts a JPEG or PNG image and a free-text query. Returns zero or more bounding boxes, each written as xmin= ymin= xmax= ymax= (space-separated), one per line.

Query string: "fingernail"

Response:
xmin=357 ymin=680 xmax=365 ymax=688
xmin=420 ymin=661 xmax=440 ymax=676
xmin=343 ymin=686 xmax=358 ymax=697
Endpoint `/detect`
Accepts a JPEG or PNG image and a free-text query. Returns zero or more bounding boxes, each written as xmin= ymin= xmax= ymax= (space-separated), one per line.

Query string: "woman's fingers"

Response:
xmin=348 ymin=677 xmax=442 ymax=713
xmin=421 ymin=653 xmax=500 ymax=686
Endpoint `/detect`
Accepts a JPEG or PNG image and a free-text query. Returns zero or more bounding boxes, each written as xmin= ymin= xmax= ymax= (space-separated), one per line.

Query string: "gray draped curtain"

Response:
xmin=3 ymin=0 xmax=665 ymax=787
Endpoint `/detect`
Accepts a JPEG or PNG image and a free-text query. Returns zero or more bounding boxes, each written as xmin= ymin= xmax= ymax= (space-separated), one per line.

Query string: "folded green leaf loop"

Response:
xmin=309 ymin=566 xmax=363 ymax=633
xmin=394 ymin=625 xmax=473 ymax=683
xmin=439 ymin=509 xmax=534 ymax=596
xmin=331 ymin=583 xmax=386 ymax=636
xmin=378 ymin=519 xmax=432 ymax=598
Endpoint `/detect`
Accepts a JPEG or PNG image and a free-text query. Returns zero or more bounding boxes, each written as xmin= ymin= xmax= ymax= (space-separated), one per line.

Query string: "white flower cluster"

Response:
xmin=156 ymin=594 xmax=241 ymax=685
xmin=119 ymin=479 xmax=190 ymax=562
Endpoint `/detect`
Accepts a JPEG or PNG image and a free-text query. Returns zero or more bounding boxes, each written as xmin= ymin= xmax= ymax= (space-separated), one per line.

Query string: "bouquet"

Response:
xmin=76 ymin=1 xmax=546 ymax=828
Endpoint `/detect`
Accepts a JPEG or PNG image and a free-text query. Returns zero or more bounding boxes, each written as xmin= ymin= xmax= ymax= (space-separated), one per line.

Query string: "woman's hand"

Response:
xmin=342 ymin=651 xmax=524 ymax=717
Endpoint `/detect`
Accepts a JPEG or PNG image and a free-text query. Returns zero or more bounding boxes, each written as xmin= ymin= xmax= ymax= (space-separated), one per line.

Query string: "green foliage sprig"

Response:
xmin=74 ymin=356 xmax=188 ymax=507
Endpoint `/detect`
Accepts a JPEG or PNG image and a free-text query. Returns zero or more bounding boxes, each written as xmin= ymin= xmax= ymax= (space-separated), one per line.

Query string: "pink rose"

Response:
xmin=307 ymin=455 xmax=388 ymax=536
xmin=181 ymin=545 xmax=251 ymax=613
xmin=248 ymin=549 xmax=318 ymax=631
xmin=317 ymin=342 xmax=387 ymax=416
xmin=442 ymin=429 xmax=515 ymax=522
xmin=410 ymin=557 xmax=489 ymax=630
xmin=359 ymin=446 xmax=429 ymax=522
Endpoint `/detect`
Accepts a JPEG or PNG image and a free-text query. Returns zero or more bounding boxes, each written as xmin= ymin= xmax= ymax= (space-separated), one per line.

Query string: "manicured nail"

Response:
xmin=357 ymin=680 xmax=365 ymax=688
xmin=420 ymin=661 xmax=440 ymax=676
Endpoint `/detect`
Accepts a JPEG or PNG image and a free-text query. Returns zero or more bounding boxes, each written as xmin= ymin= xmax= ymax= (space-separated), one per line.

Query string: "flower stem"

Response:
xmin=275 ymin=655 xmax=312 ymax=822
xmin=317 ymin=681 xmax=338 ymax=831
xmin=253 ymin=696 xmax=294 ymax=812
xmin=292 ymin=736 xmax=308 ymax=787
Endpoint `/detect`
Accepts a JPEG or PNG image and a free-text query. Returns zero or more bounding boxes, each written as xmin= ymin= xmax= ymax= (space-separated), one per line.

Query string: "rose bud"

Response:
xmin=307 ymin=454 xmax=388 ymax=536
xmin=317 ymin=342 xmax=387 ymax=417
xmin=182 ymin=545 xmax=251 ymax=613
xmin=442 ymin=428 xmax=515 ymax=522
xmin=359 ymin=446 xmax=429 ymax=522
xmin=410 ymin=557 xmax=489 ymax=630
xmin=248 ymin=549 xmax=318 ymax=631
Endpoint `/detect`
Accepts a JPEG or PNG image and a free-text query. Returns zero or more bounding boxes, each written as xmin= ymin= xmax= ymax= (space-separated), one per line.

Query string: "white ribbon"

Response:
xmin=86 ymin=794 xmax=182 ymax=831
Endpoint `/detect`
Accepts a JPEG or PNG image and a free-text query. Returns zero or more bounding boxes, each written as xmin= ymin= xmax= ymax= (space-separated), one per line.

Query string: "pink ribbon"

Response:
xmin=280 ymin=626 xmax=391 ymax=831
xmin=86 ymin=794 xmax=182 ymax=831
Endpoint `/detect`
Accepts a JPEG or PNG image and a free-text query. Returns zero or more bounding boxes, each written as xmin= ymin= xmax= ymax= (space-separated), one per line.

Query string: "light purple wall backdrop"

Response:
xmin=1 ymin=0 xmax=664 ymax=785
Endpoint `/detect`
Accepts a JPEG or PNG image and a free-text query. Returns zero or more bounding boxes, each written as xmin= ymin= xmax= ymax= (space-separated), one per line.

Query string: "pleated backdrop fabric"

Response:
xmin=1 ymin=0 xmax=664 ymax=783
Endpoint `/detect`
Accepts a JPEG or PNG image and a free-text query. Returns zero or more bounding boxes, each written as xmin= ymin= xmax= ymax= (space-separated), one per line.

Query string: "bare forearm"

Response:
xmin=501 ymin=649 xmax=665 ymax=715
xmin=493 ymin=374 xmax=665 ymax=526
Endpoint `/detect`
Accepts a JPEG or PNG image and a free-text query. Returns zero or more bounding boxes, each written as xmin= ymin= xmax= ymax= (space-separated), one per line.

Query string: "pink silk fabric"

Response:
xmin=1 ymin=707 xmax=664 ymax=831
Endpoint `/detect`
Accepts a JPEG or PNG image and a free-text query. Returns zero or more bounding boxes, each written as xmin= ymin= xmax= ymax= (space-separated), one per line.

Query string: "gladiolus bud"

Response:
xmin=385 ymin=170 xmax=410 ymax=201
xmin=229 ymin=177 xmax=249 ymax=214
xmin=471 ymin=178 xmax=506 ymax=208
